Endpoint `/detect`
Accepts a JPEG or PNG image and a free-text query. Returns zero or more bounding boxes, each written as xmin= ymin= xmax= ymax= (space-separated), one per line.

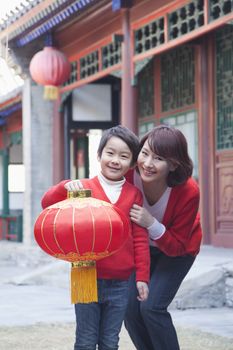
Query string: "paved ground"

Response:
xmin=1 ymin=322 xmax=233 ymax=350
xmin=1 ymin=241 xmax=233 ymax=349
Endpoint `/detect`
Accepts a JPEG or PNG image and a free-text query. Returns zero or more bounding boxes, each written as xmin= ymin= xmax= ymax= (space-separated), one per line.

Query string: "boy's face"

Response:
xmin=98 ymin=136 xmax=133 ymax=181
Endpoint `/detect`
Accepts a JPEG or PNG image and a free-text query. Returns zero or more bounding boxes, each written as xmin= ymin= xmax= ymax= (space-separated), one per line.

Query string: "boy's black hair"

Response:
xmin=97 ymin=125 xmax=140 ymax=166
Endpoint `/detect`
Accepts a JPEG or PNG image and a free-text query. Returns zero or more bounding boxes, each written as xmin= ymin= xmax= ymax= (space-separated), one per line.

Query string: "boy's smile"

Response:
xmin=98 ymin=136 xmax=133 ymax=181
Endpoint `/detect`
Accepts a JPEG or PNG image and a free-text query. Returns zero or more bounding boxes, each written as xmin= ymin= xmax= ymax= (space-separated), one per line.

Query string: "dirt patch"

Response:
xmin=0 ymin=323 xmax=233 ymax=350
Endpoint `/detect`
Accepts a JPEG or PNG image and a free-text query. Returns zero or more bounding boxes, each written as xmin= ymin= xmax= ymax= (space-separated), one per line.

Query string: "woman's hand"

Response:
xmin=136 ymin=281 xmax=149 ymax=301
xmin=130 ymin=204 xmax=155 ymax=228
xmin=64 ymin=180 xmax=83 ymax=192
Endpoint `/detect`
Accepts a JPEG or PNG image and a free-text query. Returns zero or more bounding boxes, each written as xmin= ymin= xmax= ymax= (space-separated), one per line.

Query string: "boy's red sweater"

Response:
xmin=41 ymin=177 xmax=150 ymax=283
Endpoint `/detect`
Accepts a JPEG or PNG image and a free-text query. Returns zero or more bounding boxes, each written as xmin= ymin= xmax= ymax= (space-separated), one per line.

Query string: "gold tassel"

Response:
xmin=71 ymin=261 xmax=98 ymax=304
xmin=43 ymin=85 xmax=59 ymax=100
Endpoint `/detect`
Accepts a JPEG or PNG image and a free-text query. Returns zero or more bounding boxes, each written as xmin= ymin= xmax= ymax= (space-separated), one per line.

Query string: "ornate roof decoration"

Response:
xmin=0 ymin=88 xmax=22 ymax=108
xmin=0 ymin=0 xmax=97 ymax=47
xmin=0 ymin=88 xmax=22 ymax=126
xmin=0 ymin=0 xmax=43 ymax=30
xmin=0 ymin=57 xmax=24 ymax=96
xmin=0 ymin=101 xmax=21 ymax=120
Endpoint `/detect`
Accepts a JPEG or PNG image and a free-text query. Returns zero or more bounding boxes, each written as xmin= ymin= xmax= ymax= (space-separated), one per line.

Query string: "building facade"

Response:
xmin=0 ymin=0 xmax=232 ymax=247
xmin=0 ymin=89 xmax=23 ymax=241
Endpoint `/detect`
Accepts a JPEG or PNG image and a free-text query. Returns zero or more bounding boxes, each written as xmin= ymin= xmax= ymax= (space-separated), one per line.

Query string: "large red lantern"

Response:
xmin=34 ymin=190 xmax=130 ymax=304
xmin=29 ymin=46 xmax=70 ymax=100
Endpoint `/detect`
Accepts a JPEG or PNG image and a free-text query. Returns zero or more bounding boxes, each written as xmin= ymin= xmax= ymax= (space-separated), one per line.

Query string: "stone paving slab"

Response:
xmin=0 ymin=323 xmax=233 ymax=350
xmin=1 ymin=241 xmax=233 ymax=349
xmin=1 ymin=283 xmax=233 ymax=339
xmin=172 ymin=308 xmax=233 ymax=339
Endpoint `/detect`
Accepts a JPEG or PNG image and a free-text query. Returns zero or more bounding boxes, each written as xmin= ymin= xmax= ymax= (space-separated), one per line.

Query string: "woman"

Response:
xmin=124 ymin=125 xmax=202 ymax=350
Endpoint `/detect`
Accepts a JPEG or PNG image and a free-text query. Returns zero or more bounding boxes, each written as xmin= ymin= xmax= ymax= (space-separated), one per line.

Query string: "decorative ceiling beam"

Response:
xmin=16 ymin=0 xmax=97 ymax=47
xmin=0 ymin=0 xmax=97 ymax=45
xmin=112 ymin=0 xmax=133 ymax=11
xmin=0 ymin=102 xmax=22 ymax=117
xmin=0 ymin=94 xmax=22 ymax=110
xmin=0 ymin=101 xmax=22 ymax=126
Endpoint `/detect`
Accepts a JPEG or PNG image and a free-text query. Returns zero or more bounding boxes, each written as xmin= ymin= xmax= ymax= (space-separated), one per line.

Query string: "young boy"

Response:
xmin=41 ymin=125 xmax=150 ymax=350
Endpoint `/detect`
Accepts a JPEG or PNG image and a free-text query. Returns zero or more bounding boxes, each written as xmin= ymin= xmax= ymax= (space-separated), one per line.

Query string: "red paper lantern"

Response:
xmin=29 ymin=46 xmax=70 ymax=100
xmin=34 ymin=191 xmax=130 ymax=303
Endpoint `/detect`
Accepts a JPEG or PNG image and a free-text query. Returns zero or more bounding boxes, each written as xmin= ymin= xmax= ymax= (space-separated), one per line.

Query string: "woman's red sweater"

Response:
xmin=126 ymin=170 xmax=202 ymax=257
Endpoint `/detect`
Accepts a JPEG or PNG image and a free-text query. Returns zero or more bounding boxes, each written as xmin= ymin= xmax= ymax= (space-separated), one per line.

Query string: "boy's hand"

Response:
xmin=136 ymin=281 xmax=149 ymax=301
xmin=130 ymin=204 xmax=155 ymax=228
xmin=64 ymin=180 xmax=83 ymax=192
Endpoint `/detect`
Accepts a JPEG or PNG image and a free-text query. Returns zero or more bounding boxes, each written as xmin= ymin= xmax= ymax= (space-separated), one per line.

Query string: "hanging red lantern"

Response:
xmin=34 ymin=190 xmax=130 ymax=304
xmin=29 ymin=46 xmax=70 ymax=100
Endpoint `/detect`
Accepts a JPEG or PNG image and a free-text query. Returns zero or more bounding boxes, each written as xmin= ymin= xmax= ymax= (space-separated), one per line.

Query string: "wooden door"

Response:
xmin=211 ymin=26 xmax=233 ymax=247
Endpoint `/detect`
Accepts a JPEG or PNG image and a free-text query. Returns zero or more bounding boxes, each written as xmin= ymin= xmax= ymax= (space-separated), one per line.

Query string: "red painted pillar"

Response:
xmin=121 ymin=8 xmax=136 ymax=133
xmin=53 ymin=97 xmax=65 ymax=184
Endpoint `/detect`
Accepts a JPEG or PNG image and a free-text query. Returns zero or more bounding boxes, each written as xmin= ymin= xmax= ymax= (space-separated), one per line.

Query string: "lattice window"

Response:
xmin=80 ymin=51 xmax=99 ymax=79
xmin=161 ymin=47 xmax=195 ymax=112
xmin=161 ymin=111 xmax=198 ymax=178
xmin=139 ymin=122 xmax=156 ymax=138
xmin=209 ymin=0 xmax=233 ymax=22
xmin=169 ymin=0 xmax=204 ymax=40
xmin=102 ymin=42 xmax=121 ymax=70
xmin=64 ymin=61 xmax=78 ymax=86
xmin=134 ymin=17 xmax=165 ymax=55
xmin=216 ymin=26 xmax=233 ymax=150
xmin=138 ymin=60 xmax=154 ymax=118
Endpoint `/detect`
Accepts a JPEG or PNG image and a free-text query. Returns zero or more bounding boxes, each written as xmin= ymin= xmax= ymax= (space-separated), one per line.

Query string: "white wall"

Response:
xmin=72 ymin=84 xmax=111 ymax=122
xmin=9 ymin=192 xmax=24 ymax=209
xmin=88 ymin=129 xmax=102 ymax=178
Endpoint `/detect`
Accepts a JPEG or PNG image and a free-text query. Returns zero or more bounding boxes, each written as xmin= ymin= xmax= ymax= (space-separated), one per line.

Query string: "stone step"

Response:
xmin=171 ymin=265 xmax=233 ymax=309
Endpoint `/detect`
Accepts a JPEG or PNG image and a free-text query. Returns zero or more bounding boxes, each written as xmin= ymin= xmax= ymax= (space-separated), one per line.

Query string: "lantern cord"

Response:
xmin=45 ymin=32 xmax=53 ymax=47
xmin=71 ymin=261 xmax=98 ymax=304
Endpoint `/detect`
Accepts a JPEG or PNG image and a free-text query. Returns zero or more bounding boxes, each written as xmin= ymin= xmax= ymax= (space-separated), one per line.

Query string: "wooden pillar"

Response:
xmin=121 ymin=8 xmax=136 ymax=133
xmin=2 ymin=146 xmax=9 ymax=216
xmin=53 ymin=97 xmax=65 ymax=184
xmin=197 ymin=36 xmax=214 ymax=244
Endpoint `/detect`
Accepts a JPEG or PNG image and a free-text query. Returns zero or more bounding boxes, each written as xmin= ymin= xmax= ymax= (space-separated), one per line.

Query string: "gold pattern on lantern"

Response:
xmin=41 ymin=209 xmax=57 ymax=255
xmin=53 ymin=208 xmax=66 ymax=254
xmin=54 ymin=251 xmax=110 ymax=263
xmin=48 ymin=197 xmax=112 ymax=210
xmin=72 ymin=207 xmax=80 ymax=255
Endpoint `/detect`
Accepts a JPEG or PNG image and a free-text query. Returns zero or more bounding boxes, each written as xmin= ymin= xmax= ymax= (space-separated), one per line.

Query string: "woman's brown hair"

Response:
xmin=140 ymin=125 xmax=193 ymax=186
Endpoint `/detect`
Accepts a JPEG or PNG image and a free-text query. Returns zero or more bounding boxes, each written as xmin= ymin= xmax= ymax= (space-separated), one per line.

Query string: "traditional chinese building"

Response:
xmin=0 ymin=0 xmax=232 ymax=247
xmin=0 ymin=88 xmax=23 ymax=241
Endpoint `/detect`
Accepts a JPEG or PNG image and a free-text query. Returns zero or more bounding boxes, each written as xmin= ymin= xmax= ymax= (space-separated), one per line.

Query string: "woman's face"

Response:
xmin=137 ymin=140 xmax=174 ymax=185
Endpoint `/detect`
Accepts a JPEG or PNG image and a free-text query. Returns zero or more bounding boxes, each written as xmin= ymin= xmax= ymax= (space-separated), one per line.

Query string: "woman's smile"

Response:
xmin=141 ymin=168 xmax=156 ymax=177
